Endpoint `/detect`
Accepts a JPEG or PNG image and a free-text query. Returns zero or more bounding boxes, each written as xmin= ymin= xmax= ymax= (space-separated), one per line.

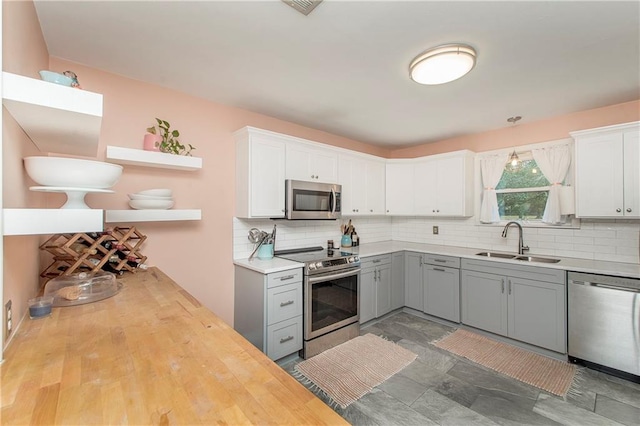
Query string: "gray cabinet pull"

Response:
xmin=279 ymin=275 xmax=295 ymax=281
xmin=372 ymin=259 xmax=381 ymax=263
xmin=501 ymin=278 xmax=505 ymax=294
xmin=433 ymin=267 xmax=445 ymax=272
xmin=508 ymin=279 xmax=512 ymax=295
xmin=434 ymin=259 xmax=447 ymax=263
xmin=280 ymin=335 xmax=294 ymax=344
xmin=280 ymin=300 xmax=294 ymax=307
xmin=627 ymin=208 xmax=632 ymax=213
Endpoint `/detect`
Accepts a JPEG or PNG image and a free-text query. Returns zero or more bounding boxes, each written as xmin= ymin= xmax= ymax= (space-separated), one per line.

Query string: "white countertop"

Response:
xmin=234 ymin=240 xmax=640 ymax=279
xmin=233 ymin=256 xmax=304 ymax=274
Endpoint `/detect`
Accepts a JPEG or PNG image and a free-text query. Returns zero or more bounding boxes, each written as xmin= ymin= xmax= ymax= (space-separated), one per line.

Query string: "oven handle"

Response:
xmin=307 ymin=268 xmax=360 ymax=284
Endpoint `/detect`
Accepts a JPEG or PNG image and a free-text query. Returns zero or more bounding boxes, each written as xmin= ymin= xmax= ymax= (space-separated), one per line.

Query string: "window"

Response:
xmin=495 ymin=153 xmax=550 ymax=221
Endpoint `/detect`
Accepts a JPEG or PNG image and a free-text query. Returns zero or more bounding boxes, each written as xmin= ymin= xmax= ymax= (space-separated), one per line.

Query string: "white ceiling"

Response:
xmin=33 ymin=1 xmax=640 ymax=148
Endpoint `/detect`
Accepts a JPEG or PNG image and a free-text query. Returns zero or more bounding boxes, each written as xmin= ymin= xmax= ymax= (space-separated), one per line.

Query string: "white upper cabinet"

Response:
xmin=573 ymin=122 xmax=640 ymax=218
xmin=286 ymin=142 xmax=338 ymax=183
xmin=235 ymin=127 xmax=287 ymax=218
xmin=2 ymin=71 xmax=103 ymax=157
xmin=415 ymin=151 xmax=475 ymax=217
xmin=386 ymin=150 xmax=474 ymax=217
xmin=338 ymin=154 xmax=386 ymax=216
xmin=385 ymin=161 xmax=415 ymax=215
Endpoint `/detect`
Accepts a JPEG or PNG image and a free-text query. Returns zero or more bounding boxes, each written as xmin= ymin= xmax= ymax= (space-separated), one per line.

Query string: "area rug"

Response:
xmin=294 ymin=334 xmax=417 ymax=408
xmin=433 ymin=329 xmax=576 ymax=397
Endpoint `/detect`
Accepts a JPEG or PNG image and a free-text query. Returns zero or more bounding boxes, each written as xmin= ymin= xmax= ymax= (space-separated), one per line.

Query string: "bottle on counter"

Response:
xmin=351 ymin=229 xmax=359 ymax=247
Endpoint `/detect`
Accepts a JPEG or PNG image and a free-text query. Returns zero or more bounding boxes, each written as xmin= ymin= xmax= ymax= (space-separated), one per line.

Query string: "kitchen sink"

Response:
xmin=514 ymin=255 xmax=561 ymax=264
xmin=475 ymin=252 xmax=561 ymax=264
xmin=475 ymin=252 xmax=516 ymax=259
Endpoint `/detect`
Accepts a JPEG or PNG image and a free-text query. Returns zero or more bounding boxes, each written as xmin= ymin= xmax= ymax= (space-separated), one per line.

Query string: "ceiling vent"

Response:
xmin=282 ymin=0 xmax=323 ymax=16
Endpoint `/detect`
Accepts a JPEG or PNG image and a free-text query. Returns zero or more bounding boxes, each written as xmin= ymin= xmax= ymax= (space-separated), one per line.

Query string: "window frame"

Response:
xmin=475 ymin=138 xmax=579 ymax=229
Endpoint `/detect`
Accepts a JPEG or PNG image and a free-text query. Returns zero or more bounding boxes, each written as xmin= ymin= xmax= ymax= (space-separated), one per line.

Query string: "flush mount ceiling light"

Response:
xmin=409 ymin=44 xmax=477 ymax=85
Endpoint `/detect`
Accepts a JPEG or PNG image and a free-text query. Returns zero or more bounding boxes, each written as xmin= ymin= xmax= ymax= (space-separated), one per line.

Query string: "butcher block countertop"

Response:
xmin=0 ymin=268 xmax=347 ymax=425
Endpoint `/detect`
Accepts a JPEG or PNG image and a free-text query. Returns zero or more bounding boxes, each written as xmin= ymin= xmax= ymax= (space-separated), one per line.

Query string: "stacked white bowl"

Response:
xmin=128 ymin=189 xmax=174 ymax=210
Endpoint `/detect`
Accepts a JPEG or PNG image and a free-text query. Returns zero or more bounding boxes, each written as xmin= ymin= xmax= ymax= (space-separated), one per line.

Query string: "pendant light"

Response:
xmin=409 ymin=44 xmax=477 ymax=85
xmin=507 ymin=116 xmax=522 ymax=169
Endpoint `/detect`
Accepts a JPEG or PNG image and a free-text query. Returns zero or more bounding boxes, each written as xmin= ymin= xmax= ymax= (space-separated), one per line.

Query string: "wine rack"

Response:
xmin=40 ymin=226 xmax=148 ymax=278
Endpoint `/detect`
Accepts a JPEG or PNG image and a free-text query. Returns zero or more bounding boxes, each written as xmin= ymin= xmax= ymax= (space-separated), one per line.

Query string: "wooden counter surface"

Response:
xmin=0 ymin=268 xmax=348 ymax=425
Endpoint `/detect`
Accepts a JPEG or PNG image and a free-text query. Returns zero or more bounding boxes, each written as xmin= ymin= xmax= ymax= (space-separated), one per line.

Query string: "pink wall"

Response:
xmin=390 ymin=100 xmax=640 ymax=158
xmin=2 ymin=0 xmax=50 ymax=348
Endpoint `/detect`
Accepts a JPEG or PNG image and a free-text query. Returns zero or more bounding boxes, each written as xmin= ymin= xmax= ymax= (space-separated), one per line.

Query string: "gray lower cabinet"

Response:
xmin=461 ymin=258 xmax=566 ymax=353
xmin=404 ymin=252 xmax=424 ymax=311
xmin=391 ymin=252 xmax=405 ymax=310
xmin=405 ymin=252 xmax=461 ymax=322
xmin=423 ymin=254 xmax=460 ymax=322
xmin=360 ymin=254 xmax=392 ymax=323
xmin=234 ymin=266 xmax=303 ymax=360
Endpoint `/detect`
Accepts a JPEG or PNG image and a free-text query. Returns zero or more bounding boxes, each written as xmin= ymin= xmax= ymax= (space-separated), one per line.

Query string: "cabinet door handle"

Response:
xmin=433 ymin=267 xmax=445 ymax=272
xmin=279 ymin=275 xmax=295 ymax=281
xmin=372 ymin=259 xmax=381 ymax=263
xmin=419 ymin=257 xmax=423 ymax=267
xmin=627 ymin=208 xmax=632 ymax=213
xmin=434 ymin=259 xmax=447 ymax=263
xmin=280 ymin=336 xmax=294 ymax=344
xmin=377 ymin=270 xmax=381 ymax=280
xmin=508 ymin=279 xmax=512 ymax=295
xmin=280 ymin=300 xmax=294 ymax=307
xmin=616 ymin=208 xmax=622 ymax=212
xmin=501 ymin=278 xmax=505 ymax=294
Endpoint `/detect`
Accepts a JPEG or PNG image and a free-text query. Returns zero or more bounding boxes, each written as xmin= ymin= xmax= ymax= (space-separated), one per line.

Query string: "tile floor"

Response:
xmin=282 ymin=311 xmax=640 ymax=425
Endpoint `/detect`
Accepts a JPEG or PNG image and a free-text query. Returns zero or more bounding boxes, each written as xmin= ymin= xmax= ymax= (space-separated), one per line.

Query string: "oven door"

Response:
xmin=305 ymin=268 xmax=360 ymax=340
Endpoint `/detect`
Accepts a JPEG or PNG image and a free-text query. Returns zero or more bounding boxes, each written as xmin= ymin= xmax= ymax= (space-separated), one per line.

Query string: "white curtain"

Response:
xmin=532 ymin=144 xmax=572 ymax=225
xmin=480 ymin=154 xmax=509 ymax=223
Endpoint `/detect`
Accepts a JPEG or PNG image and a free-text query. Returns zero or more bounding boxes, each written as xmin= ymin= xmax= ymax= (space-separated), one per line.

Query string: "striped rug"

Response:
xmin=294 ymin=333 xmax=417 ymax=408
xmin=433 ymin=329 xmax=576 ymax=396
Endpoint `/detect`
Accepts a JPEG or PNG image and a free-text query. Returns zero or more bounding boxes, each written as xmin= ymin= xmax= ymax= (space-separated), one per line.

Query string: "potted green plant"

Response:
xmin=145 ymin=118 xmax=196 ymax=156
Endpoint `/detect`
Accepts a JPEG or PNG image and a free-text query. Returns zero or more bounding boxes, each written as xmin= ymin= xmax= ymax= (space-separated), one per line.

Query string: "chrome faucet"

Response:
xmin=501 ymin=221 xmax=530 ymax=255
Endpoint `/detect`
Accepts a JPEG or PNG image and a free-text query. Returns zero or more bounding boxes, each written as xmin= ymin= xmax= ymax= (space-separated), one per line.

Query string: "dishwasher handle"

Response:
xmin=570 ymin=278 xmax=640 ymax=293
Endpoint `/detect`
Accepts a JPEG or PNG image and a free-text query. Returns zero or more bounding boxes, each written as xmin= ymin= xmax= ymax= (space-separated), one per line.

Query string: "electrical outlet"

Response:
xmin=433 ymin=226 xmax=439 ymax=235
xmin=5 ymin=300 xmax=12 ymax=341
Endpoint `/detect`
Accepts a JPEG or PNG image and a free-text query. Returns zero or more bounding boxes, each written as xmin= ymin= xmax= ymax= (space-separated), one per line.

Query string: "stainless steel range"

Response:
xmin=276 ymin=247 xmax=360 ymax=359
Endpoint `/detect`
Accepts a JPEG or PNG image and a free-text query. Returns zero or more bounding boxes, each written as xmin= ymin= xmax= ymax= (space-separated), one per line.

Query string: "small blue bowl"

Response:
xmin=39 ymin=70 xmax=73 ymax=86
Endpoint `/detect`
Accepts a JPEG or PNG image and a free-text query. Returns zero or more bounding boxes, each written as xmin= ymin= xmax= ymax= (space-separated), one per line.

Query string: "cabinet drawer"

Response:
xmin=361 ymin=254 xmax=391 ymax=270
xmin=267 ymin=282 xmax=302 ymax=325
xmin=267 ymin=316 xmax=302 ymax=360
xmin=424 ymin=254 xmax=460 ymax=268
xmin=267 ymin=268 xmax=302 ymax=288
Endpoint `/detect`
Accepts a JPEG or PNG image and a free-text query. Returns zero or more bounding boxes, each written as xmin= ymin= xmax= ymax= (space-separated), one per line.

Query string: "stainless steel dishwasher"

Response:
xmin=568 ymin=271 xmax=640 ymax=383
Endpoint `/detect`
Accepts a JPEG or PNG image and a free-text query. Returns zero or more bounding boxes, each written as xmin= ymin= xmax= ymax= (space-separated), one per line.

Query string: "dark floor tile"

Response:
xmin=377 ymin=374 xmax=428 ymax=406
xmin=370 ymin=318 xmax=436 ymax=347
xmin=594 ymin=394 xmax=640 ymax=426
xmin=573 ymin=367 xmax=640 ymax=410
xmin=354 ymin=388 xmax=439 ymax=426
xmin=431 ymin=369 xmax=481 ymax=408
xmin=360 ymin=325 xmax=403 ymax=342
xmin=396 ymin=339 xmax=457 ymax=373
xmin=473 ymin=393 xmax=562 ymax=426
xmin=534 ymin=393 xmax=624 ymax=426
xmin=411 ymin=389 xmax=499 ymax=426
xmin=447 ymin=360 xmax=541 ymax=402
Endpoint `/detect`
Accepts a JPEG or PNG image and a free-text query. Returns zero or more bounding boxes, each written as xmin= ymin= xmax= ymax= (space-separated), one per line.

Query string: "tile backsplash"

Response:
xmin=233 ymin=216 xmax=640 ymax=264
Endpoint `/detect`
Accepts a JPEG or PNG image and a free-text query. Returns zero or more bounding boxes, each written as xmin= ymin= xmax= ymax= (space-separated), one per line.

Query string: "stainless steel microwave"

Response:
xmin=285 ymin=180 xmax=341 ymax=220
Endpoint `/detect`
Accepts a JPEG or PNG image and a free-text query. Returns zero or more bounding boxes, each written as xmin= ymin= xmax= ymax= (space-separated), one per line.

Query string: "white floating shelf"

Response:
xmin=106 ymin=146 xmax=202 ymax=170
xmin=2 ymin=72 xmax=103 ymax=157
xmin=3 ymin=209 xmax=104 ymax=236
xmin=105 ymin=209 xmax=202 ymax=223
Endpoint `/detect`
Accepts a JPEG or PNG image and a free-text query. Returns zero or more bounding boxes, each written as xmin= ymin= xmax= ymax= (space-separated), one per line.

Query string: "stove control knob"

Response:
xmin=308 ymin=263 xmax=316 ymax=270
xmin=315 ymin=262 xmax=324 ymax=269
